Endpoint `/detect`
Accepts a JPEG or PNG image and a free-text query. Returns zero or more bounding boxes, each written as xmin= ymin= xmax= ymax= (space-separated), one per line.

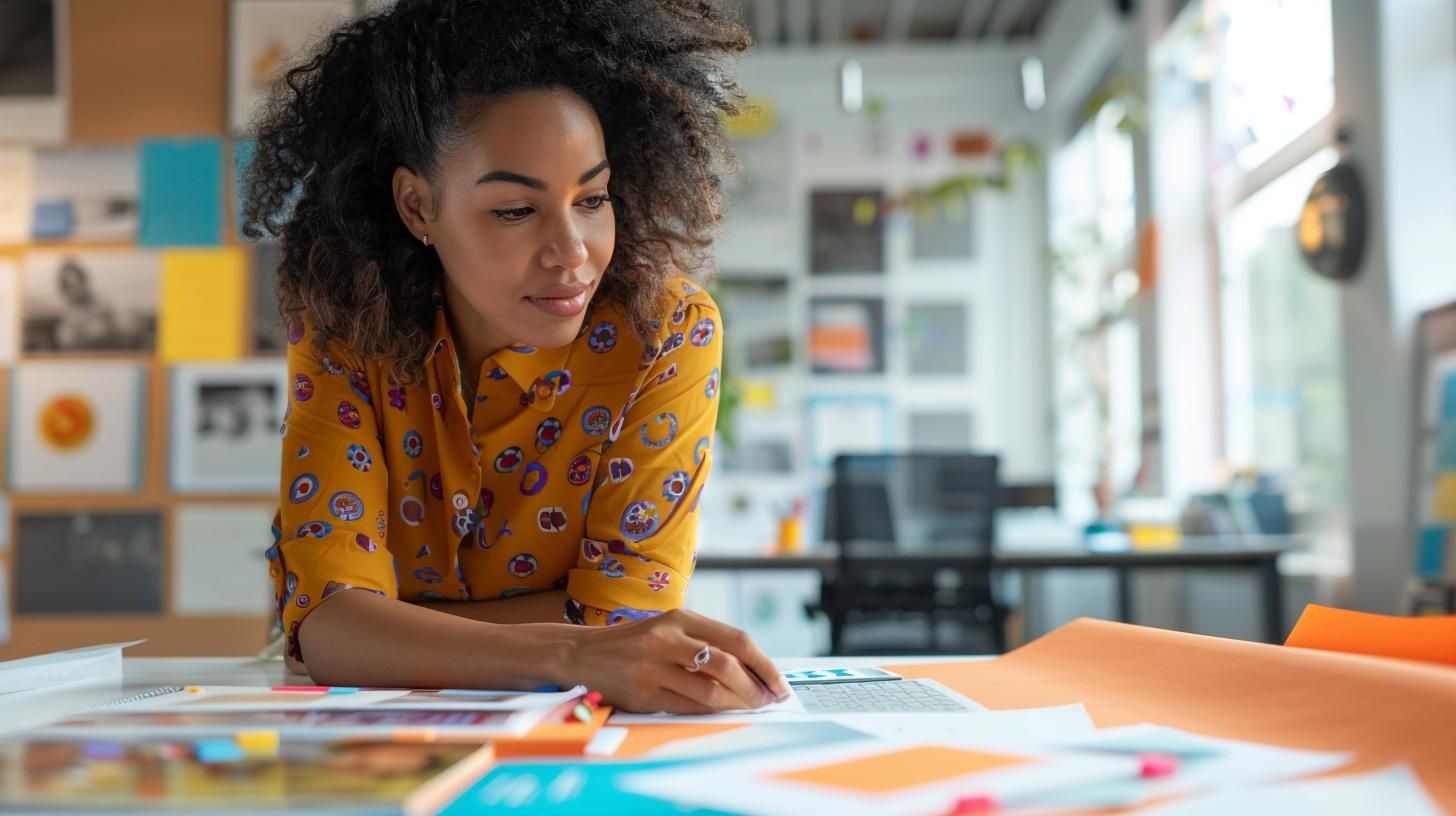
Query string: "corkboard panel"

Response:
xmin=67 ymin=0 xmax=227 ymax=142
xmin=0 ymin=614 xmax=270 ymax=659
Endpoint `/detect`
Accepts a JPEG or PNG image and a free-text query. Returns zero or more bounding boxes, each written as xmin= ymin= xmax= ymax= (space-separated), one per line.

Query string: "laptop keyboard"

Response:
xmin=793 ymin=679 xmax=974 ymax=713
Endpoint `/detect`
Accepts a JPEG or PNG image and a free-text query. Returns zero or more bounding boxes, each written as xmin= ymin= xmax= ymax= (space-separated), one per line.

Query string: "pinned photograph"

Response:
xmin=173 ymin=503 xmax=276 ymax=615
xmin=253 ymin=241 xmax=286 ymax=353
xmin=21 ymin=250 xmax=160 ymax=353
xmin=810 ymin=189 xmax=885 ymax=275
xmin=31 ymin=147 xmax=140 ymax=241
xmin=8 ymin=362 xmax=145 ymax=493
xmin=14 ymin=510 xmax=164 ymax=615
xmin=911 ymin=193 xmax=975 ymax=262
xmin=805 ymin=395 xmax=891 ymax=469
xmin=170 ymin=361 xmax=287 ymax=494
xmin=717 ymin=275 xmax=793 ymax=371
xmin=906 ymin=302 xmax=970 ymax=376
xmin=0 ymin=0 xmax=65 ymax=142
xmin=0 ymin=257 xmax=19 ymax=363
xmin=230 ymin=0 xmax=357 ymax=133
xmin=809 ymin=297 xmax=884 ymax=375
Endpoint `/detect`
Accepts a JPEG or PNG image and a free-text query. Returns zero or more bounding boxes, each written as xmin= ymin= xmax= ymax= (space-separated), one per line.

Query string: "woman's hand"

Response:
xmin=561 ymin=608 xmax=793 ymax=714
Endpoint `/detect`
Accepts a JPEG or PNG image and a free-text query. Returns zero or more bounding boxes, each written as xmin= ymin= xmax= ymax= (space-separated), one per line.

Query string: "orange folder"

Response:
xmin=1284 ymin=604 xmax=1456 ymax=668
xmin=492 ymin=704 xmax=613 ymax=759
xmin=881 ymin=618 xmax=1456 ymax=812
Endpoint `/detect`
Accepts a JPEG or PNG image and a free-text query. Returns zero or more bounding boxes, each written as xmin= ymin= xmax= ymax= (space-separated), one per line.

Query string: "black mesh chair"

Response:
xmin=807 ymin=452 xmax=1008 ymax=656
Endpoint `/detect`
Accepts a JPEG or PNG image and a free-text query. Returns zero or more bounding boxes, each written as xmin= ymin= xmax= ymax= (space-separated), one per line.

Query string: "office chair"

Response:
xmin=807 ymin=452 xmax=1009 ymax=656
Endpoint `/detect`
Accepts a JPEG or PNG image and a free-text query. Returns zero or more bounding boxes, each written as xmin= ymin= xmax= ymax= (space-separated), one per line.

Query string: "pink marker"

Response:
xmin=1139 ymin=752 xmax=1181 ymax=779
xmin=947 ymin=794 xmax=998 ymax=814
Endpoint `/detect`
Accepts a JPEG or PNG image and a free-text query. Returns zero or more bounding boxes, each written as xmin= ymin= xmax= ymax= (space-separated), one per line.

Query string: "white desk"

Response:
xmin=0 ymin=654 xmax=976 ymax=737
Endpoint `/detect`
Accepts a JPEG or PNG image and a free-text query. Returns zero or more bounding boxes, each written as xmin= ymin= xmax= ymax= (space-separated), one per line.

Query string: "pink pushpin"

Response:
xmin=948 ymin=794 xmax=998 ymax=814
xmin=1139 ymin=752 xmax=1180 ymax=778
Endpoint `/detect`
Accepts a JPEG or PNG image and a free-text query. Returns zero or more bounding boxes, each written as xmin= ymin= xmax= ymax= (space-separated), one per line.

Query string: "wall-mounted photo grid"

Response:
xmin=704 ymin=125 xmax=980 ymax=557
xmin=0 ymin=0 xmax=353 ymax=656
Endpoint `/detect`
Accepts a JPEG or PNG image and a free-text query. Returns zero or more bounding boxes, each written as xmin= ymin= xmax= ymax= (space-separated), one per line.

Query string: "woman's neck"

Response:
xmin=440 ymin=280 xmax=511 ymax=390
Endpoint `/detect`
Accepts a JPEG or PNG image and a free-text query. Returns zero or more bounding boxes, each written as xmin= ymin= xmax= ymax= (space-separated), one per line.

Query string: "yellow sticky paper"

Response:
xmin=160 ymin=248 xmax=246 ymax=361
xmin=1435 ymin=474 xmax=1456 ymax=522
xmin=742 ymin=379 xmax=776 ymax=409
xmin=720 ymin=95 xmax=777 ymax=138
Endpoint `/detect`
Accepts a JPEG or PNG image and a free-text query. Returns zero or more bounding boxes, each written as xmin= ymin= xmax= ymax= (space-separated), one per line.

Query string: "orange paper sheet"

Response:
xmin=883 ymin=618 xmax=1456 ymax=812
xmin=1285 ymin=604 xmax=1456 ymax=668
xmin=771 ymin=746 xmax=1028 ymax=794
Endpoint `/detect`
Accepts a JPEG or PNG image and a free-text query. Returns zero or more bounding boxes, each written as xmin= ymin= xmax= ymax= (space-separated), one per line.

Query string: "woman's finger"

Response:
xmin=687 ymin=645 xmax=774 ymax=708
xmin=682 ymin=614 xmax=791 ymax=700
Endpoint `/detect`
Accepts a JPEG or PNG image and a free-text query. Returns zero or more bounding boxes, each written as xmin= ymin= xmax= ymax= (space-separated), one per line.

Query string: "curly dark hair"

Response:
xmin=240 ymin=0 xmax=750 ymax=383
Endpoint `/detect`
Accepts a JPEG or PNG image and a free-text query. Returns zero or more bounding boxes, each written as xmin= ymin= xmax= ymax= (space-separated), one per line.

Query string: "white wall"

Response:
xmin=1333 ymin=0 xmax=1456 ymax=612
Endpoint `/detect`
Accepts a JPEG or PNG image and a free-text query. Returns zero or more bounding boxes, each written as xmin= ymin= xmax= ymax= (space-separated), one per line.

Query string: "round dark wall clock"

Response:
xmin=1298 ymin=161 xmax=1367 ymax=281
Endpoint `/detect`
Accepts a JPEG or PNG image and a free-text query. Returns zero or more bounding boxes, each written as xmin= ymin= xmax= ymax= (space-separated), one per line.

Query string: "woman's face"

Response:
xmin=405 ymin=87 xmax=616 ymax=354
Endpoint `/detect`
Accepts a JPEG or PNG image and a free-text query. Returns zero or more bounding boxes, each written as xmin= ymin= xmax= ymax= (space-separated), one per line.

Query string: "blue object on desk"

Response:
xmin=325 ymin=687 xmax=360 ymax=694
xmin=1416 ymin=526 xmax=1452 ymax=579
xmin=194 ymin=739 xmax=245 ymax=764
xmin=437 ymin=759 xmax=734 ymax=816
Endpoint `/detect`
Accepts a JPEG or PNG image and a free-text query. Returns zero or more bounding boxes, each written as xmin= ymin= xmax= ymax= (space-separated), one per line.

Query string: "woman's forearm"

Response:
xmin=417 ymin=590 xmax=570 ymax=624
xmin=297 ymin=588 xmax=582 ymax=689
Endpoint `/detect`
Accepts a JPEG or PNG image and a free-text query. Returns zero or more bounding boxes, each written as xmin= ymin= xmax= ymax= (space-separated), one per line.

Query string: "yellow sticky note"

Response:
xmin=742 ymin=379 xmax=776 ymax=409
xmin=720 ymin=95 xmax=777 ymax=138
xmin=160 ymin=248 xmax=246 ymax=361
xmin=1435 ymin=474 xmax=1456 ymax=522
xmin=235 ymin=729 xmax=279 ymax=757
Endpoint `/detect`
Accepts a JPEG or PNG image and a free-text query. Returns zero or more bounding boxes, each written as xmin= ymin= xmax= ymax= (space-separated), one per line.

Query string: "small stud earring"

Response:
xmin=421 ymin=234 xmax=430 ymax=247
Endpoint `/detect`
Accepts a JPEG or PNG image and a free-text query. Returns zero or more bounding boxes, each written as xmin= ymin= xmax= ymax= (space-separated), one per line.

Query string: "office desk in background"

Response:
xmin=696 ymin=542 xmax=1293 ymax=644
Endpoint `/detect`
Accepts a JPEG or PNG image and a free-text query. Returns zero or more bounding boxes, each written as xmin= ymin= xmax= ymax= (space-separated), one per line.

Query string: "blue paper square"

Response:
xmin=31 ymin=200 xmax=74 ymax=239
xmin=1437 ymin=425 xmax=1456 ymax=471
xmin=139 ymin=138 xmax=223 ymax=246
xmin=1443 ymin=372 xmax=1456 ymax=423
xmin=1415 ymin=526 xmax=1451 ymax=578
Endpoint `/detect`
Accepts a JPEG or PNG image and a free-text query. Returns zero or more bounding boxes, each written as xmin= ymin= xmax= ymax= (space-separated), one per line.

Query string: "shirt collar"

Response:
xmin=425 ymin=290 xmax=576 ymax=411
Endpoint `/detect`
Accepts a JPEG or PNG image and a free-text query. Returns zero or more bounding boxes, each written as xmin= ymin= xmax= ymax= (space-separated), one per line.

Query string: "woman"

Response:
xmin=241 ymin=0 xmax=790 ymax=713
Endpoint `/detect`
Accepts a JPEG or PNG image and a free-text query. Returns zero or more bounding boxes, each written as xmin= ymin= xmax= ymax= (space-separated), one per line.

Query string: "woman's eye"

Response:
xmin=579 ymin=195 xmax=610 ymax=211
xmin=492 ymin=207 xmax=534 ymax=222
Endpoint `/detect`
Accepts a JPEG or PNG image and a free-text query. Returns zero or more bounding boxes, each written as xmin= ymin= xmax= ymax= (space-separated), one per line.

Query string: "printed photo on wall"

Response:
xmin=31 ymin=147 xmax=140 ymax=241
xmin=171 ymin=361 xmax=287 ymax=494
xmin=810 ymin=189 xmax=885 ymax=275
xmin=14 ymin=510 xmax=164 ymax=615
xmin=0 ymin=258 xmax=19 ymax=364
xmin=229 ymin=0 xmax=357 ymax=133
xmin=805 ymin=395 xmax=891 ymax=469
xmin=22 ymin=251 xmax=160 ymax=353
xmin=911 ymin=193 xmax=974 ymax=262
xmin=0 ymin=0 xmax=65 ymax=142
xmin=173 ymin=503 xmax=276 ymax=615
xmin=8 ymin=362 xmax=145 ymax=493
xmin=906 ymin=302 xmax=971 ymax=376
xmin=717 ymin=275 xmax=793 ymax=371
xmin=252 ymin=241 xmax=286 ymax=353
xmin=809 ymin=297 xmax=884 ymax=375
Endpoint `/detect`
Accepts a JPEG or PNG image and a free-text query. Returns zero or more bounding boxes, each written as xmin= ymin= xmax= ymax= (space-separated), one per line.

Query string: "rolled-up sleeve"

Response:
xmin=568 ymin=293 xmax=721 ymax=626
xmin=268 ymin=320 xmax=395 ymax=660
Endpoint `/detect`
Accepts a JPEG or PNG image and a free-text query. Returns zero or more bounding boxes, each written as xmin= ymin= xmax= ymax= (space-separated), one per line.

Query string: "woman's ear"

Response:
xmin=392 ymin=166 xmax=437 ymax=241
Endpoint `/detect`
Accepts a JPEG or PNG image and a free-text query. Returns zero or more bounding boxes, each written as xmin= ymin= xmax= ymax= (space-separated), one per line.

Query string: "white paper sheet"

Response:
xmin=1134 ymin=764 xmax=1444 ymax=816
xmin=826 ymin=703 xmax=1097 ymax=749
xmin=609 ymin=678 xmax=981 ymax=725
xmin=0 ymin=641 xmax=140 ymax=696
xmin=623 ymin=738 xmax=1138 ymax=816
xmin=1026 ymin=723 xmax=1353 ymax=809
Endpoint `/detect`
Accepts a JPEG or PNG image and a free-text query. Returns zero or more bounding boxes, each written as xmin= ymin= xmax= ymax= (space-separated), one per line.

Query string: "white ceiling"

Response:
xmin=727 ymin=0 xmax=1064 ymax=46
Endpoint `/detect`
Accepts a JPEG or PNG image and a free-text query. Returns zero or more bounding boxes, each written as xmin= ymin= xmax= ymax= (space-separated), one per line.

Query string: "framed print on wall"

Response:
xmin=170 ymin=360 xmax=287 ymax=494
xmin=8 ymin=362 xmax=146 ymax=493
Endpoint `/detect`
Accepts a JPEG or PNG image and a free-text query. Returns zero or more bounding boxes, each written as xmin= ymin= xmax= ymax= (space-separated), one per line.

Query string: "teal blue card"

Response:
xmin=139 ymin=138 xmax=222 ymax=246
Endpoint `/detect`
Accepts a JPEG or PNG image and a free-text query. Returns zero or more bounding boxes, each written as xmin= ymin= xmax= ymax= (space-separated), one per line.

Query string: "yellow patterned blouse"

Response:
xmin=267 ymin=278 xmax=721 ymax=661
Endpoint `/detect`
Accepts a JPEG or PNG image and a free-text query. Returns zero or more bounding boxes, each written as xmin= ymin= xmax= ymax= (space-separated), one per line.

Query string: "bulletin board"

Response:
xmin=1408 ymin=299 xmax=1456 ymax=608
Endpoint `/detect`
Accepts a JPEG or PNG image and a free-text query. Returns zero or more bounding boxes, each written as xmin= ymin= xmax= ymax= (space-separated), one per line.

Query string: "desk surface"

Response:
xmin=696 ymin=543 xmax=1292 ymax=571
xmin=0 ymin=655 xmax=972 ymax=739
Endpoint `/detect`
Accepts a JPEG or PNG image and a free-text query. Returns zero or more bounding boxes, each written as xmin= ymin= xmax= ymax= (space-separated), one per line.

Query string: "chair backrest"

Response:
xmin=825 ymin=452 xmax=1001 ymax=559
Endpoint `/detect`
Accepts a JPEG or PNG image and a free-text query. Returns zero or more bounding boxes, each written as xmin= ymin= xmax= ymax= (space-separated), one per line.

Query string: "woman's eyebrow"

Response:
xmin=475 ymin=160 xmax=610 ymax=190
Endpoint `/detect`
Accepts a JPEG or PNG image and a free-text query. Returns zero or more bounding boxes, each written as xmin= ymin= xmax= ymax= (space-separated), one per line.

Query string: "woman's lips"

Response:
xmin=525 ymin=287 xmax=590 ymax=317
